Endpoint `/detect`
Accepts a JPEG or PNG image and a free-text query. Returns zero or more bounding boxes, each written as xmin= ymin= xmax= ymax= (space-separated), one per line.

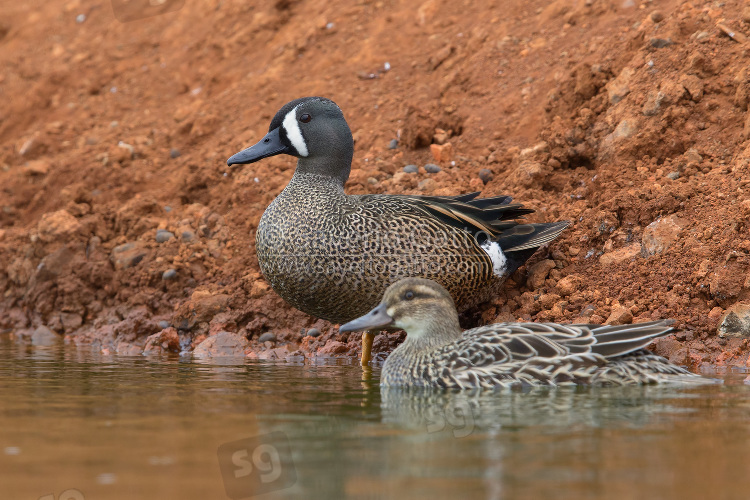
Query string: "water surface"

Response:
xmin=2 ymin=337 xmax=750 ymax=499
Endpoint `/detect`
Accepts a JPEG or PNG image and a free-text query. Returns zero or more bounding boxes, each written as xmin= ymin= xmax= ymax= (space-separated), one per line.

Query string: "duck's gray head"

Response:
xmin=340 ymin=278 xmax=462 ymax=346
xmin=227 ymin=97 xmax=354 ymax=183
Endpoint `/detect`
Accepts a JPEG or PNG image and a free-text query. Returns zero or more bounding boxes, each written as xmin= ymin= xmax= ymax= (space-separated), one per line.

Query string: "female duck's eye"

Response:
xmin=404 ymin=291 xmax=414 ymax=300
xmin=299 ymin=113 xmax=312 ymax=123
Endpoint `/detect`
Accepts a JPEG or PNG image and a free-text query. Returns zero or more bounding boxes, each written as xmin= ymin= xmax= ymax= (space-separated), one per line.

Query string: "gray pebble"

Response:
xmin=649 ymin=38 xmax=673 ymax=48
xmin=162 ymin=269 xmax=178 ymax=280
xmin=478 ymin=168 xmax=493 ymax=184
xmin=170 ymin=148 xmax=181 ymax=159
xmin=181 ymin=230 xmax=195 ymax=242
xmin=424 ymin=163 xmax=441 ymax=173
xmin=158 ymin=320 xmax=171 ymax=329
xmin=258 ymin=332 xmax=276 ymax=343
xmin=155 ymin=229 xmax=174 ymax=243
xmin=387 ymin=139 xmax=399 ymax=149
xmin=666 ymin=171 xmax=680 ymax=180
xmin=307 ymin=328 xmax=322 ymax=338
xmin=164 ymin=206 xmax=172 ymax=212
xmin=403 ymin=165 xmax=418 ymax=173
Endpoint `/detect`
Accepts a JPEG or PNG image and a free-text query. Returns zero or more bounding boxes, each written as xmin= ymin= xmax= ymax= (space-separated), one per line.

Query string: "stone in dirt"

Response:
xmin=641 ymin=215 xmax=688 ymax=256
xmin=37 ymin=210 xmax=82 ymax=243
xmin=110 ymin=241 xmax=148 ymax=270
xmin=718 ymin=303 xmax=750 ymax=338
xmin=143 ymin=327 xmax=181 ymax=353
xmin=193 ymin=331 xmax=249 ymax=358
xmin=605 ymin=305 xmax=633 ymax=325
xmin=599 ymin=243 xmax=641 ymax=266
xmin=527 ymin=259 xmax=555 ymax=290
xmin=258 ymin=332 xmax=276 ymax=343
xmin=31 ymin=326 xmax=61 ymax=346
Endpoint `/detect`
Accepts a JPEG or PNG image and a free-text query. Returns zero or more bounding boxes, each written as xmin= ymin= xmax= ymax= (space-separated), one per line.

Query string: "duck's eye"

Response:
xmin=404 ymin=291 xmax=414 ymax=300
xmin=299 ymin=113 xmax=312 ymax=123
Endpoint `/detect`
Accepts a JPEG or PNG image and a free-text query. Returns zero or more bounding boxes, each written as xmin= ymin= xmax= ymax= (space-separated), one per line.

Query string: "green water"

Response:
xmin=2 ymin=337 xmax=750 ymax=500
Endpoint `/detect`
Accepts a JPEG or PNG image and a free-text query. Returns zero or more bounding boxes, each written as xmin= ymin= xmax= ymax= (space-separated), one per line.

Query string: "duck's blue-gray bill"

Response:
xmin=227 ymin=127 xmax=290 ymax=166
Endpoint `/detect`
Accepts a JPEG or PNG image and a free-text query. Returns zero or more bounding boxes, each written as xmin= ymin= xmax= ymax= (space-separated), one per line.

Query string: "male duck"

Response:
xmin=227 ymin=97 xmax=568 ymax=325
xmin=340 ymin=278 xmax=706 ymax=388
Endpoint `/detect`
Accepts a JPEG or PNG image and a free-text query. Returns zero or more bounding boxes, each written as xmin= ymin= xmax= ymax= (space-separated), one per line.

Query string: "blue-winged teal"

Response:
xmin=227 ymin=97 xmax=568 ymax=324
xmin=340 ymin=278 xmax=707 ymax=388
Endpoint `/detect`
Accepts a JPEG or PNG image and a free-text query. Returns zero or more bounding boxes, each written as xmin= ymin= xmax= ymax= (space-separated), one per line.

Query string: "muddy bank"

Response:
xmin=1 ymin=0 xmax=749 ymax=367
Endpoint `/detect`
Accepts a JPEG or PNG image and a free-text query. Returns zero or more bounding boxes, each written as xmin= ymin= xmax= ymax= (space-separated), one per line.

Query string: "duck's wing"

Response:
xmin=357 ymin=192 xmax=570 ymax=254
xmin=436 ymin=321 xmax=678 ymax=388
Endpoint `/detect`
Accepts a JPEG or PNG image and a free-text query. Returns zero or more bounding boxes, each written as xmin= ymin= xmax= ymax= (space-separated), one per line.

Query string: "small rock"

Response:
xmin=258 ymin=332 xmax=277 ymax=343
xmin=155 ymin=229 xmax=174 ymax=243
xmin=418 ymin=178 xmax=437 ymax=191
xmin=307 ymin=328 xmax=322 ymax=338
xmin=387 ymin=139 xmax=399 ymax=150
xmin=75 ymin=13 xmax=86 ymax=23
xmin=718 ymin=303 xmax=750 ymax=338
xmin=424 ymin=163 xmax=442 ymax=173
xmin=403 ymin=164 xmax=418 ymax=174
xmin=649 ymin=38 xmax=673 ymax=48
xmin=162 ymin=269 xmax=178 ymax=280
xmin=111 ymin=242 xmax=148 ymax=270
xmin=143 ymin=327 xmax=180 ymax=353
xmin=694 ymin=31 xmax=710 ymax=42
xmin=31 ymin=326 xmax=60 ymax=346
xmin=642 ymin=91 xmax=665 ymax=116
xmin=666 ymin=171 xmax=680 ymax=180
xmin=527 ymin=259 xmax=556 ymax=290
xmin=37 ymin=210 xmax=82 ymax=243
xmin=169 ymin=148 xmax=181 ymax=159
xmin=605 ymin=305 xmax=633 ymax=325
xmin=556 ymin=275 xmax=581 ymax=296
xmin=642 ymin=215 xmax=688 ymax=256
xmin=684 ymin=148 xmax=702 ymax=166
xmin=433 ymin=128 xmax=449 ymax=145
xmin=513 ymin=160 xmax=547 ymax=187
xmin=317 ymin=340 xmax=348 ymax=355
xmin=607 ymin=67 xmax=634 ymax=104
xmin=649 ymin=11 xmax=663 ymax=23
xmin=708 ymin=307 xmax=724 ymax=322
xmin=158 ymin=320 xmax=171 ymax=329
xmin=116 ymin=342 xmax=143 ymax=356
xmin=193 ymin=331 xmax=249 ymax=358
xmin=23 ymin=160 xmax=51 ymax=176
xmin=60 ymin=312 xmax=83 ymax=332
xmin=612 ymin=119 xmax=638 ymax=139
xmin=429 ymin=142 xmax=453 ymax=163
xmin=478 ymin=168 xmax=493 ymax=184
xmin=181 ymin=230 xmax=195 ymax=242
xmin=599 ymin=243 xmax=641 ymax=266
xmin=679 ymin=74 xmax=704 ymax=102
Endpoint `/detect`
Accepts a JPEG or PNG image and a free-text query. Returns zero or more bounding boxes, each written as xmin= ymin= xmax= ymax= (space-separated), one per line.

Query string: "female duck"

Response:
xmin=340 ymin=278 xmax=705 ymax=388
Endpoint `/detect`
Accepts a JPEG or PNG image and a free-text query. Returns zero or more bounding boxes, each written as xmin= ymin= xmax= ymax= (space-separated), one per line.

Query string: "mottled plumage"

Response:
xmin=228 ymin=97 xmax=568 ymax=324
xmin=340 ymin=278 xmax=707 ymax=388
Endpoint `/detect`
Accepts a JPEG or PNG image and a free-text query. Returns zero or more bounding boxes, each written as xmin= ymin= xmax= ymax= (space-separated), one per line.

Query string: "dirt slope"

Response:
xmin=1 ymin=0 xmax=749 ymax=368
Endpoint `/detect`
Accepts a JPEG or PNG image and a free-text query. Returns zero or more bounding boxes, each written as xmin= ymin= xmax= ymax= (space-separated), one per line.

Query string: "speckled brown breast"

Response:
xmin=256 ymin=173 xmax=502 ymax=324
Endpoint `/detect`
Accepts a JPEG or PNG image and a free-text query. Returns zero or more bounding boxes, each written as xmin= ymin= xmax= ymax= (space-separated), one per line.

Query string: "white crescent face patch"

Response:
xmin=282 ymin=105 xmax=309 ymax=157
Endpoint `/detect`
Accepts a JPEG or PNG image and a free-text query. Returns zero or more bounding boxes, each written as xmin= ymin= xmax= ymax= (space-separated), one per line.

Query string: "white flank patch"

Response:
xmin=282 ymin=105 xmax=309 ymax=157
xmin=480 ymin=240 xmax=508 ymax=277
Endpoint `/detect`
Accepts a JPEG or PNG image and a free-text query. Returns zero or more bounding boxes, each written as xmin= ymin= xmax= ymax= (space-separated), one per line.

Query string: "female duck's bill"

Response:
xmin=340 ymin=303 xmax=394 ymax=366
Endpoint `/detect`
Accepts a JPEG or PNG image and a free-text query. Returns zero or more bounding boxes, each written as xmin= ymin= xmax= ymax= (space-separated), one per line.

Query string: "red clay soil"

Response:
xmin=1 ymin=0 xmax=749 ymax=368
